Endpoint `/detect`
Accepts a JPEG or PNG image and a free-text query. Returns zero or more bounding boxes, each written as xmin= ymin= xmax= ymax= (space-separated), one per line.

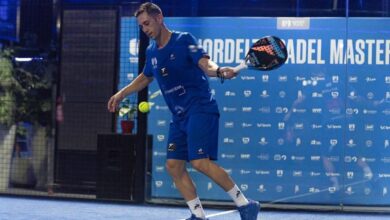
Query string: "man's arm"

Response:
xmin=198 ymin=57 xmax=237 ymax=80
xmin=107 ymin=73 xmax=153 ymax=112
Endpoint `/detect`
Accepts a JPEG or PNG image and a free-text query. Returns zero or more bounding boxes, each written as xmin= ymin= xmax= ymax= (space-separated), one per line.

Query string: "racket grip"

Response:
xmin=233 ymin=61 xmax=247 ymax=73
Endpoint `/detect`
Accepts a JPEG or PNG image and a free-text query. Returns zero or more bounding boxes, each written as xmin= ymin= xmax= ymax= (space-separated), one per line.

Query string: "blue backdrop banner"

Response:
xmin=120 ymin=17 xmax=390 ymax=206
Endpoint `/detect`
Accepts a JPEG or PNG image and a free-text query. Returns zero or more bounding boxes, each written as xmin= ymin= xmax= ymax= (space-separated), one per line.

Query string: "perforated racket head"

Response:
xmin=245 ymin=36 xmax=287 ymax=71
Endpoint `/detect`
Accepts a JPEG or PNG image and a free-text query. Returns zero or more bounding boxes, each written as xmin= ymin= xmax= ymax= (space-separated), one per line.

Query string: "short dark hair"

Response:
xmin=134 ymin=2 xmax=162 ymax=17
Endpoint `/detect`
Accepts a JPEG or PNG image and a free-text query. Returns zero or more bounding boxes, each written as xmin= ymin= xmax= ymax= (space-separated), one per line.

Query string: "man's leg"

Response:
xmin=166 ymin=159 xmax=197 ymax=200
xmin=190 ymin=158 xmax=234 ymax=191
xmin=166 ymin=159 xmax=206 ymax=219
xmin=191 ymin=158 xmax=260 ymax=220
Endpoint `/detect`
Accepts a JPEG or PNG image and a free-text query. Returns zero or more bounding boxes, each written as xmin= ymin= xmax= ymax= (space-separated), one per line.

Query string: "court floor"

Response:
xmin=0 ymin=196 xmax=390 ymax=220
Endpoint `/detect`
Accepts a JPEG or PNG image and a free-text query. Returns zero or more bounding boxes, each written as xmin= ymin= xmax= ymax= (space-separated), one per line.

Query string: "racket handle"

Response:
xmin=233 ymin=61 xmax=247 ymax=73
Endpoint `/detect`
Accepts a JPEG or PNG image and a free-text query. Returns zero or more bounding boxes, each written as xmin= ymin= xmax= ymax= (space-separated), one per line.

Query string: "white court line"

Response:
xmin=178 ymin=178 xmax=374 ymax=219
xmin=178 ymin=210 xmax=238 ymax=220
xmin=206 ymin=209 xmax=238 ymax=218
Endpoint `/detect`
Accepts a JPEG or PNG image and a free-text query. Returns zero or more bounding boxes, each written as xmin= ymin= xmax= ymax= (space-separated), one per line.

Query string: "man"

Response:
xmin=107 ymin=2 xmax=260 ymax=220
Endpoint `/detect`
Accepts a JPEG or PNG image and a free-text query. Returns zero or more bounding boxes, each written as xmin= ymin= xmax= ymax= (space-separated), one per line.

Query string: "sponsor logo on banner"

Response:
xmin=346 ymin=108 xmax=359 ymax=115
xmin=277 ymin=17 xmax=310 ymax=30
xmin=274 ymin=154 xmax=287 ymax=161
xmin=157 ymin=135 xmax=165 ymax=142
xmin=257 ymin=154 xmax=270 ymax=161
xmin=155 ymin=181 xmax=163 ymax=188
xmin=155 ymin=105 xmax=169 ymax=111
xmin=296 ymin=138 xmax=302 ymax=146
xmin=155 ymin=166 xmax=165 ymax=172
xmin=262 ymin=75 xmax=269 ymax=82
xmin=380 ymin=125 xmax=390 ymax=130
xmin=259 ymin=106 xmax=271 ymax=113
xmin=240 ymin=184 xmax=248 ymax=191
xmin=225 ymin=91 xmax=236 ymax=96
xmin=257 ymin=123 xmax=271 ymax=128
xmin=310 ymin=172 xmax=321 ymax=177
xmin=292 ymin=108 xmax=306 ymax=113
xmin=309 ymin=187 xmax=320 ymax=193
xmin=275 ymin=107 xmax=289 ymax=114
xmin=293 ymin=170 xmax=303 ymax=177
xmin=329 ymin=108 xmax=341 ymax=114
xmin=312 ymin=124 xmax=322 ymax=129
xmin=260 ymin=90 xmax=269 ymax=98
xmin=311 ymin=156 xmax=321 ymax=161
xmin=242 ymin=137 xmax=250 ymax=144
xmin=365 ymin=77 xmax=377 ymax=82
xmin=310 ymin=140 xmax=322 ymax=146
xmin=326 ymin=172 xmax=340 ymax=177
xmin=221 ymin=153 xmax=236 ymax=159
xmin=330 ymin=139 xmax=338 ymax=146
xmin=240 ymin=76 xmax=255 ymax=81
xmin=381 ymin=157 xmax=390 ymax=163
xmin=277 ymin=138 xmax=285 ymax=146
xmin=332 ymin=75 xmax=339 ymax=83
xmin=327 ymin=124 xmax=342 ymax=129
xmin=331 ymin=91 xmax=339 ymax=98
xmin=363 ymin=109 xmax=377 ymax=115
xmin=312 ymin=108 xmax=322 ymax=113
xmin=344 ymin=156 xmax=358 ymax=163
xmin=278 ymin=75 xmax=288 ymax=82
xmin=207 ymin=182 xmax=213 ymax=191
xmin=157 ymin=120 xmax=167 ymax=126
xmin=259 ymin=137 xmax=268 ymax=145
xmin=379 ymin=173 xmax=390 ymax=178
xmin=242 ymin=107 xmax=252 ymax=112
xmin=312 ymin=92 xmax=323 ymax=98
xmin=365 ymin=188 xmax=372 ymax=195
xmin=295 ymin=185 xmax=300 ymax=194
xmin=242 ymin=122 xmax=253 ymax=128
xmin=258 ymin=184 xmax=267 ymax=192
xmin=243 ymin=90 xmax=252 ymax=97
xmin=224 ymin=121 xmax=234 ymax=128
xmin=345 ymin=186 xmax=354 ymax=195
xmin=347 ymin=139 xmax=356 ymax=147
xmin=223 ymin=107 xmax=237 ymax=112
xmin=153 ymin=151 xmax=166 ymax=157
xmin=276 ymin=170 xmax=284 ymax=177
xmin=240 ymin=169 xmax=251 ymax=175
xmin=328 ymin=187 xmax=337 ymax=194
xmin=328 ymin=156 xmax=340 ymax=162
xmin=365 ymin=124 xmax=374 ymax=131
xmin=367 ymin=92 xmax=374 ymax=99
xmin=223 ymin=138 xmax=235 ymax=144
xmin=291 ymin=155 xmax=305 ymax=161
xmin=255 ymin=170 xmax=270 ymax=175
xmin=348 ymin=91 xmax=357 ymax=99
xmin=240 ymin=154 xmax=251 ymax=159
xmin=294 ymin=123 xmax=304 ymax=130
xmin=348 ymin=76 xmax=358 ymax=83
xmin=386 ymin=76 xmax=390 ymax=84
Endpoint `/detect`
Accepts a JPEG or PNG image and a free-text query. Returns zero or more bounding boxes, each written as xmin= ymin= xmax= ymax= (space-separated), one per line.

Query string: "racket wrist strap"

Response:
xmin=216 ymin=67 xmax=225 ymax=84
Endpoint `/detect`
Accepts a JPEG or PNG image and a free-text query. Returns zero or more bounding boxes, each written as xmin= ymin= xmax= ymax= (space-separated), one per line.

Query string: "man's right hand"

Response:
xmin=107 ymin=93 xmax=123 ymax=113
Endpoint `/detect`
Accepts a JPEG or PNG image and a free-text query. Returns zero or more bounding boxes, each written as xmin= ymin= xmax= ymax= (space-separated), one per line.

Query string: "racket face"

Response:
xmin=245 ymin=36 xmax=288 ymax=71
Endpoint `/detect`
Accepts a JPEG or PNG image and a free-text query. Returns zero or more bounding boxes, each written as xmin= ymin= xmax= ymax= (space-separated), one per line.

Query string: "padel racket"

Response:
xmin=233 ymin=36 xmax=287 ymax=72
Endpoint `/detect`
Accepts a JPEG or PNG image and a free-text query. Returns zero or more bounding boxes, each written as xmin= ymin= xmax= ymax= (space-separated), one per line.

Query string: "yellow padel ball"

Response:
xmin=138 ymin=101 xmax=150 ymax=113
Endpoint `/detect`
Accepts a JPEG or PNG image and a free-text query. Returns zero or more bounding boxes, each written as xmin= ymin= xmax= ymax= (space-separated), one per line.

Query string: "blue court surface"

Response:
xmin=0 ymin=196 xmax=390 ymax=220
